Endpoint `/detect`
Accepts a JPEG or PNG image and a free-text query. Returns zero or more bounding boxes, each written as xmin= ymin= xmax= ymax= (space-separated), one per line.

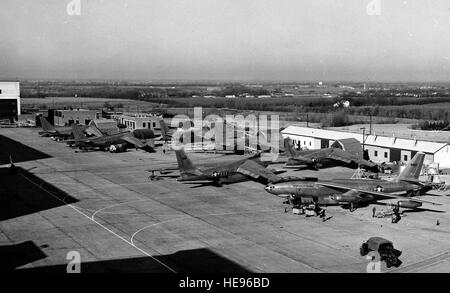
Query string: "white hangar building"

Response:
xmin=281 ymin=126 xmax=450 ymax=168
xmin=117 ymin=113 xmax=161 ymax=131
xmin=0 ymin=82 xmax=21 ymax=121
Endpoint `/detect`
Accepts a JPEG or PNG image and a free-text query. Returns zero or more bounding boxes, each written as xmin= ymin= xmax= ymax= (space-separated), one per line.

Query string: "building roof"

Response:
xmin=56 ymin=109 xmax=98 ymax=112
xmin=282 ymin=126 xmax=448 ymax=154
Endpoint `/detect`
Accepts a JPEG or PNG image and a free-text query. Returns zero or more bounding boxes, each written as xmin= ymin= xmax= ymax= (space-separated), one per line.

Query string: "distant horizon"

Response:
xmin=6 ymin=78 xmax=450 ymax=85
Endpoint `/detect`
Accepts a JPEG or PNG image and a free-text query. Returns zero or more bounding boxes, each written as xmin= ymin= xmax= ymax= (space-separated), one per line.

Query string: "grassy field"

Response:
xmin=18 ymin=81 xmax=450 ymax=131
xmin=331 ymin=123 xmax=450 ymax=142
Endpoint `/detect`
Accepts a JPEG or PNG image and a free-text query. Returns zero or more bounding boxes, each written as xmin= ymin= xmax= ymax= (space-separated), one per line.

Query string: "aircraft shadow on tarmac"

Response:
xmin=11 ymin=248 xmax=251 ymax=273
xmin=400 ymin=208 xmax=445 ymax=214
xmin=0 ymin=241 xmax=47 ymax=272
xmin=0 ymin=135 xmax=52 ymax=164
xmin=0 ymin=167 xmax=79 ymax=221
xmin=375 ymin=202 xmax=445 ymax=213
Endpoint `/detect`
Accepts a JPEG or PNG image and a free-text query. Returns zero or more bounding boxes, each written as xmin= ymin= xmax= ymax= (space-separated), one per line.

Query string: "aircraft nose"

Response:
xmin=264 ymin=184 xmax=276 ymax=193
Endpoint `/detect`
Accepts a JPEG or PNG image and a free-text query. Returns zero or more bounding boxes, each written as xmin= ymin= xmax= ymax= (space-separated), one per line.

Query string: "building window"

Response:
xmin=404 ymin=155 xmax=408 ymax=161
xmin=153 ymin=122 xmax=156 ymax=127
xmin=309 ymin=142 xmax=311 ymax=146
xmin=143 ymin=122 xmax=146 ymax=128
xmin=374 ymin=150 xmax=378 ymax=157
xmin=384 ymin=152 xmax=388 ymax=158
xmin=0 ymin=89 xmax=2 ymax=94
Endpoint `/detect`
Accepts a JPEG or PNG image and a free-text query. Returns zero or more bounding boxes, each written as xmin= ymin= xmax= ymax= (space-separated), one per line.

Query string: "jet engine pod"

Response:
xmin=310 ymin=158 xmax=321 ymax=170
xmin=331 ymin=194 xmax=373 ymax=203
xmin=397 ymin=200 xmax=422 ymax=209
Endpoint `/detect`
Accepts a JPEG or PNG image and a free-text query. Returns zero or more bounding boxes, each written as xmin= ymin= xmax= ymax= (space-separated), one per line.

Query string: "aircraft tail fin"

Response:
xmin=175 ymin=148 xmax=197 ymax=172
xmin=398 ymin=152 xmax=425 ymax=180
xmin=85 ymin=125 xmax=104 ymax=137
xmin=71 ymin=124 xmax=87 ymax=141
xmin=283 ymin=137 xmax=297 ymax=158
xmin=160 ymin=120 xmax=171 ymax=141
xmin=40 ymin=117 xmax=55 ymax=132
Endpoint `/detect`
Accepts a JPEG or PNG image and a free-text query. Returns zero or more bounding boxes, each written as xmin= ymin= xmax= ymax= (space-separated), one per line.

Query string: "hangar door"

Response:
xmin=390 ymin=149 xmax=401 ymax=163
xmin=0 ymin=99 xmax=18 ymax=120
xmin=320 ymin=139 xmax=329 ymax=149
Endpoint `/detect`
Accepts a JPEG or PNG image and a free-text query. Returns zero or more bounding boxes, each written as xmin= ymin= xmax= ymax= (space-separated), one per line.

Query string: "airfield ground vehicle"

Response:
xmin=360 ymin=237 xmax=402 ymax=268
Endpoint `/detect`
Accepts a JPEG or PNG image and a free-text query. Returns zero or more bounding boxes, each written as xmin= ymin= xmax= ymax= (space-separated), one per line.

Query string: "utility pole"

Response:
xmin=360 ymin=127 xmax=366 ymax=159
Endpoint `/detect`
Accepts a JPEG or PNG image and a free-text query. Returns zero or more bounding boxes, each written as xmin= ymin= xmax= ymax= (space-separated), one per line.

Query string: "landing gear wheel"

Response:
xmin=349 ymin=203 xmax=356 ymax=212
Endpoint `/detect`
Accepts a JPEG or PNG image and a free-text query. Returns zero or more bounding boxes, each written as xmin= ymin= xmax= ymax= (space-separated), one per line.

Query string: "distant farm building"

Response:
xmin=281 ymin=126 xmax=450 ymax=168
xmin=0 ymin=82 xmax=21 ymax=122
xmin=102 ymin=110 xmax=123 ymax=120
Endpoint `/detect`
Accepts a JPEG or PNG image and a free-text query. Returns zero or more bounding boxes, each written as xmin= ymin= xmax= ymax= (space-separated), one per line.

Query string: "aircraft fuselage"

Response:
xmin=265 ymin=178 xmax=426 ymax=203
xmin=178 ymin=156 xmax=270 ymax=184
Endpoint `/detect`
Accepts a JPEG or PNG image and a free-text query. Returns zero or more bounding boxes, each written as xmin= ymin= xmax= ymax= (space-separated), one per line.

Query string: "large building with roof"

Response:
xmin=53 ymin=109 xmax=100 ymax=126
xmin=0 ymin=82 xmax=20 ymax=122
xmin=281 ymin=126 xmax=450 ymax=168
xmin=117 ymin=113 xmax=162 ymax=131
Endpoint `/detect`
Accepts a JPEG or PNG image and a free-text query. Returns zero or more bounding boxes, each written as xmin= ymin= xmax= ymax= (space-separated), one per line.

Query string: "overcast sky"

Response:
xmin=1 ymin=0 xmax=449 ymax=82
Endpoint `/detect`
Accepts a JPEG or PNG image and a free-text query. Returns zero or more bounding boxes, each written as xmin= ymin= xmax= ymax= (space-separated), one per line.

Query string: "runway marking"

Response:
xmin=18 ymin=172 xmax=177 ymax=273
xmin=127 ymin=206 xmax=324 ymax=272
xmin=130 ymin=217 xmax=190 ymax=246
xmin=130 ymin=209 xmax=281 ymax=247
xmin=92 ymin=199 xmax=154 ymax=221
xmin=91 ymin=199 xmax=192 ymax=220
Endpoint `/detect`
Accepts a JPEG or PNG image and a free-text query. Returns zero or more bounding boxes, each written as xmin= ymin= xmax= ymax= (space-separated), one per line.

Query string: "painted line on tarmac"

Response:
xmin=18 ymin=172 xmax=177 ymax=273
xmin=130 ymin=209 xmax=281 ymax=247
xmin=91 ymin=199 xmax=190 ymax=220
xmin=92 ymin=199 xmax=154 ymax=221
xmin=130 ymin=217 xmax=191 ymax=246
